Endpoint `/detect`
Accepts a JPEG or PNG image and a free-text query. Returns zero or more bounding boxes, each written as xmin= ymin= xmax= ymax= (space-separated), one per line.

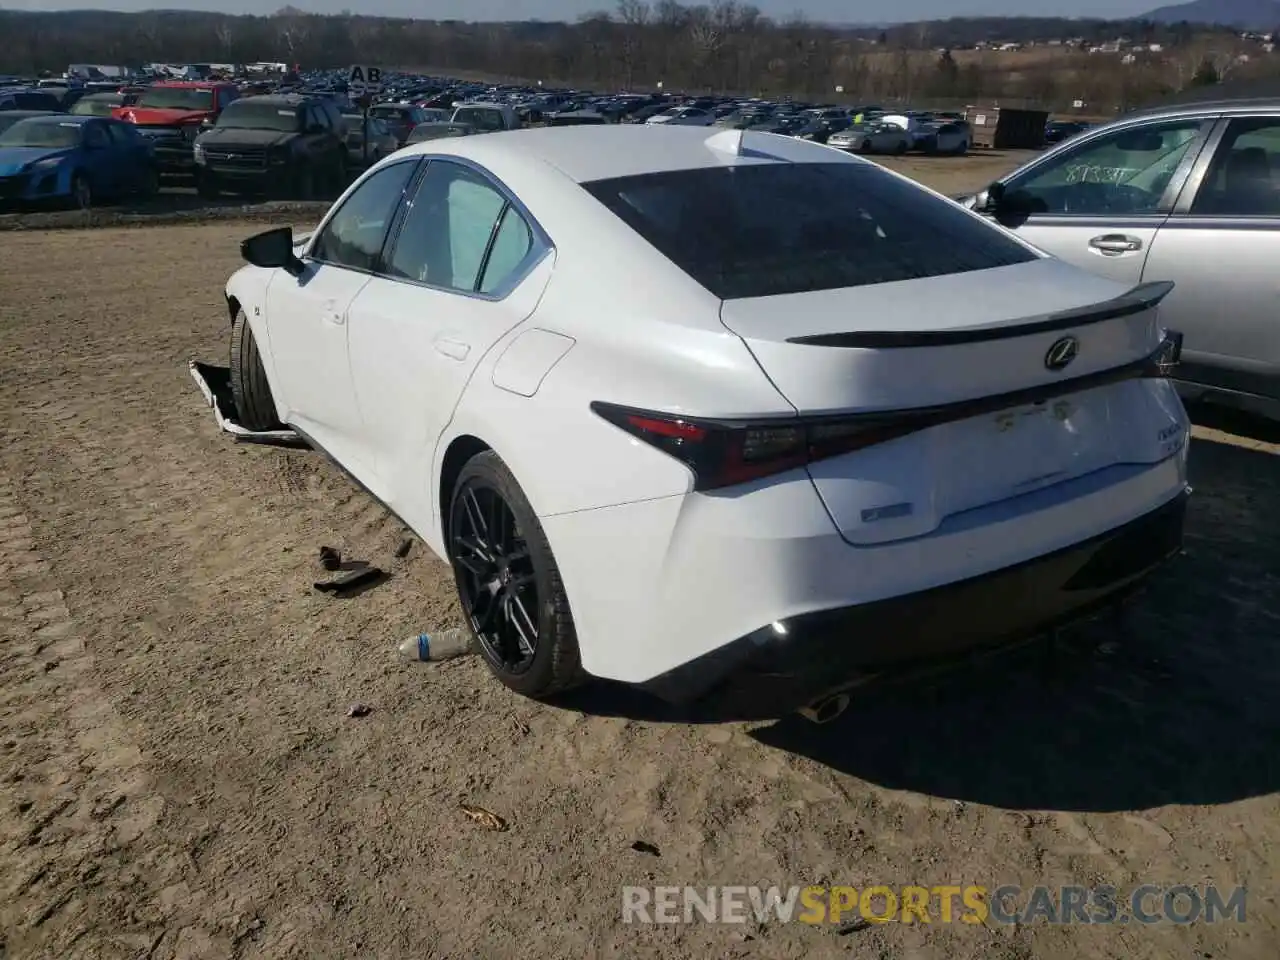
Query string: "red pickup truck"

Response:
xmin=113 ymin=81 xmax=240 ymax=177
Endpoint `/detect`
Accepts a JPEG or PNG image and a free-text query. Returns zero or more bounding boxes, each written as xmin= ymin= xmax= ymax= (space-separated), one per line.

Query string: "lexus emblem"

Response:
xmin=1044 ymin=336 xmax=1080 ymax=372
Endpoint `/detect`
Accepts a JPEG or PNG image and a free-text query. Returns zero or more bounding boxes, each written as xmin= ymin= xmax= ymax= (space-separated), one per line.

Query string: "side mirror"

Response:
xmin=241 ymin=226 xmax=305 ymax=277
xmin=983 ymin=181 xmax=1005 ymax=213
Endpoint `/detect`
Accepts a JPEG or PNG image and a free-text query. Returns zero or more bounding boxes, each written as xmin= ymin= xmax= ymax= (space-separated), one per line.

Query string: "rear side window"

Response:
xmin=581 ymin=162 xmax=1037 ymax=299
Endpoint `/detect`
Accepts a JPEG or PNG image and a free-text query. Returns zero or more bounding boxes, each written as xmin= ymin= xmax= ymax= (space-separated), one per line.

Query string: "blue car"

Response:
xmin=0 ymin=115 xmax=158 ymax=209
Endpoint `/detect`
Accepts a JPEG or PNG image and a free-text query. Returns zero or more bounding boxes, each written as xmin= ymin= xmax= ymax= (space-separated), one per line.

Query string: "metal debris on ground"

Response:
xmin=345 ymin=703 xmax=373 ymax=718
xmin=318 ymin=546 xmax=342 ymax=570
xmin=313 ymin=565 xmax=384 ymax=594
xmin=459 ymin=803 xmax=508 ymax=831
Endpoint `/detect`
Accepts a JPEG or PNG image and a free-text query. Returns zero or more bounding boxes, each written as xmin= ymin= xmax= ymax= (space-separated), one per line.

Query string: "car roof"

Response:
xmin=1125 ymin=81 xmax=1280 ymax=120
xmin=399 ymin=124 xmax=847 ymax=183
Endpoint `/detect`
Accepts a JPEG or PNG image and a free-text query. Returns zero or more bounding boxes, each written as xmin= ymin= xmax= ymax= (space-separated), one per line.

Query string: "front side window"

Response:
xmin=385 ymin=160 xmax=520 ymax=292
xmin=1005 ymin=119 xmax=1205 ymax=216
xmin=310 ymin=160 xmax=419 ymax=272
xmin=583 ymin=161 xmax=1037 ymax=300
xmin=1190 ymin=116 xmax=1280 ymax=216
xmin=83 ymin=123 xmax=109 ymax=148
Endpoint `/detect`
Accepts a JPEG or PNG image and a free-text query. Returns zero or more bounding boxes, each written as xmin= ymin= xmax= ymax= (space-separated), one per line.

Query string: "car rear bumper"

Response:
xmin=542 ymin=433 xmax=1190 ymax=700
xmin=637 ymin=488 xmax=1187 ymax=713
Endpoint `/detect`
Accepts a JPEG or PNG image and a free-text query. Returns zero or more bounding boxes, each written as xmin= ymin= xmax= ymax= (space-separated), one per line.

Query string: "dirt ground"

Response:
xmin=1 ymin=152 xmax=1278 ymax=960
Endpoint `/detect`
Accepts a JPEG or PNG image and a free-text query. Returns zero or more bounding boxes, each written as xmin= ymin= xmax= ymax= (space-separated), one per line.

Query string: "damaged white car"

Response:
xmin=221 ymin=126 xmax=1191 ymax=716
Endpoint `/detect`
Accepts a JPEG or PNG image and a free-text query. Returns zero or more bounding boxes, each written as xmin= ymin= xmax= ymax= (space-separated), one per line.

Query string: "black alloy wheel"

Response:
xmin=450 ymin=477 xmax=540 ymax=674
xmin=446 ymin=451 xmax=585 ymax=698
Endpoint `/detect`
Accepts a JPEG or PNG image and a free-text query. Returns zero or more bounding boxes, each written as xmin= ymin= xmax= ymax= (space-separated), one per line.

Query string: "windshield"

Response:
xmin=70 ymin=97 xmax=119 ymax=116
xmin=452 ymin=107 xmax=505 ymax=132
xmin=216 ymin=101 xmax=300 ymax=131
xmin=583 ymin=162 xmax=1037 ymax=300
xmin=0 ymin=119 xmax=81 ymax=149
xmin=136 ymin=87 xmax=214 ymax=111
xmin=0 ymin=113 xmax=49 ymax=135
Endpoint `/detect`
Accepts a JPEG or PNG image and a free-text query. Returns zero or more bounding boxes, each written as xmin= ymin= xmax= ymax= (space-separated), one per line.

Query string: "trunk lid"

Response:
xmin=718 ymin=260 xmax=1176 ymax=545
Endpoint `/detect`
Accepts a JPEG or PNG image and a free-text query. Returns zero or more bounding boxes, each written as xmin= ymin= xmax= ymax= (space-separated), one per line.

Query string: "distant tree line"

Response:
xmin=0 ymin=3 xmax=1270 ymax=111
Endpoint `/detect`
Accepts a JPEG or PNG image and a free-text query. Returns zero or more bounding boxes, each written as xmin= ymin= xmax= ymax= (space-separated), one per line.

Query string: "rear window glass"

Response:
xmin=581 ymin=162 xmax=1038 ymax=299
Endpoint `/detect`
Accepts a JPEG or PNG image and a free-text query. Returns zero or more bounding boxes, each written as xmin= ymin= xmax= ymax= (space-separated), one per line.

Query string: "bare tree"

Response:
xmin=616 ymin=0 xmax=650 ymax=90
xmin=0 ymin=4 xmax=1265 ymax=112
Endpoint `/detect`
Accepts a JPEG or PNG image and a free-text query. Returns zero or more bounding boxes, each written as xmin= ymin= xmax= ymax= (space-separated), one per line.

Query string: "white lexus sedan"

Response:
xmin=222 ymin=125 xmax=1191 ymax=716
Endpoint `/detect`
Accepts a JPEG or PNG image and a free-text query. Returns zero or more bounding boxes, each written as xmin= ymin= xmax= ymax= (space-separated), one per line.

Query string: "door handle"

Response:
xmin=1089 ymin=234 xmax=1143 ymax=255
xmin=434 ymin=337 xmax=471 ymax=360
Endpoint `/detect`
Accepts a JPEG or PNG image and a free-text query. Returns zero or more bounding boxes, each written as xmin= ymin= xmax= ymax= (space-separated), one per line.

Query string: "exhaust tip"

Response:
xmin=798 ymin=692 xmax=851 ymax=724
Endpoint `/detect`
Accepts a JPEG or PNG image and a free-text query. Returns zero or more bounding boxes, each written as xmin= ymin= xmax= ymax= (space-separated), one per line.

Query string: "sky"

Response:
xmin=6 ymin=0 xmax=1163 ymax=23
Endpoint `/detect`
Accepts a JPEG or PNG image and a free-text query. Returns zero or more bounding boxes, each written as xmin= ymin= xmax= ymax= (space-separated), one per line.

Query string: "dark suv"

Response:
xmin=193 ymin=94 xmax=347 ymax=199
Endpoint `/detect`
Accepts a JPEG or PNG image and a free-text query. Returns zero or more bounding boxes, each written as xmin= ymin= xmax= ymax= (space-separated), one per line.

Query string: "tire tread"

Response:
xmin=229 ymin=313 xmax=281 ymax=432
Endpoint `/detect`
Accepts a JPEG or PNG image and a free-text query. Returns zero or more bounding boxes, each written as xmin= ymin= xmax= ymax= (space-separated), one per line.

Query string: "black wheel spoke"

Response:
xmin=450 ymin=480 xmax=540 ymax=674
xmin=505 ymin=590 xmax=538 ymax=656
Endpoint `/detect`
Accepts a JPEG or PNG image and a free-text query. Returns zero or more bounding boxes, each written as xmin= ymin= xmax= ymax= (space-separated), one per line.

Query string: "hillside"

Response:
xmin=1140 ymin=0 xmax=1280 ymax=29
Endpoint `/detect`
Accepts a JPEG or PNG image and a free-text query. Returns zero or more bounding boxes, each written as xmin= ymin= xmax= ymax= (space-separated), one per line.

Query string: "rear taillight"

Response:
xmin=590 ymin=402 xmax=925 ymax=491
xmin=591 ymin=332 xmax=1183 ymax=492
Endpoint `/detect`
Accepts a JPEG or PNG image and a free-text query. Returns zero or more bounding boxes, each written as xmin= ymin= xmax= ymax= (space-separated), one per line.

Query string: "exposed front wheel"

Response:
xmin=229 ymin=312 xmax=282 ymax=432
xmin=447 ymin=451 xmax=585 ymax=699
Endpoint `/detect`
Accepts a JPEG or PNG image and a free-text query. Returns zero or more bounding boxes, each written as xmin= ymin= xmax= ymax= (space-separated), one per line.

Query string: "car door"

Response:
xmin=103 ymin=120 xmax=146 ymax=189
xmin=80 ymin=121 xmax=119 ymax=195
xmin=263 ymin=157 xmax=421 ymax=473
xmin=1141 ymin=114 xmax=1280 ymax=406
xmin=345 ymin=158 xmax=555 ymax=534
xmin=986 ymin=115 xmax=1215 ymax=287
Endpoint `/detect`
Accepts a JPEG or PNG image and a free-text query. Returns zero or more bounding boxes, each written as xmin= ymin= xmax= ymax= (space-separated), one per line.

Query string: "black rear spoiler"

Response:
xmin=785 ymin=280 xmax=1175 ymax=349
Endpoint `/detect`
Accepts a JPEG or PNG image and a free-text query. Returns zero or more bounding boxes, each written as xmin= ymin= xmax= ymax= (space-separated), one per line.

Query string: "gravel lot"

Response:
xmin=0 ymin=150 xmax=1277 ymax=960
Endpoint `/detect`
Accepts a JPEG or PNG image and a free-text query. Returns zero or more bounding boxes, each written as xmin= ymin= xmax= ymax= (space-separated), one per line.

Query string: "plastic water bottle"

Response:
xmin=397 ymin=628 xmax=474 ymax=662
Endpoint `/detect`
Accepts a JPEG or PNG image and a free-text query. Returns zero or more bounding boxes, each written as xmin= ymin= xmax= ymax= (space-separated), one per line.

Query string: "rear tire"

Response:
xmin=447 ymin=451 xmax=585 ymax=700
xmin=229 ymin=312 xmax=281 ymax=432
